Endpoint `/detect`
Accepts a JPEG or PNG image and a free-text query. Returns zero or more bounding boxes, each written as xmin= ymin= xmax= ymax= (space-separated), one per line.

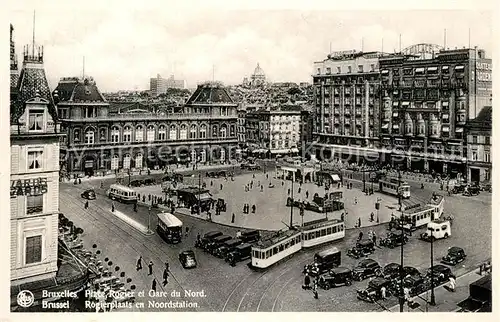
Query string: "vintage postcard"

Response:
xmin=2 ymin=0 xmax=495 ymax=319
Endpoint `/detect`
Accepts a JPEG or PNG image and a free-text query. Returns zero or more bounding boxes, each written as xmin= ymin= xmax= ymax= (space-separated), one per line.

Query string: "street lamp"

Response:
xmin=429 ymin=228 xmax=436 ymax=306
xmin=397 ymin=167 xmax=405 ymax=313
xmin=147 ymin=205 xmax=152 ymax=233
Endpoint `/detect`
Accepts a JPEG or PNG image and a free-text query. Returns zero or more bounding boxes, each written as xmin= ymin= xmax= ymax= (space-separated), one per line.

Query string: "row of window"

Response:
xmin=317 ymin=64 xmax=377 ymax=75
xmin=383 ymin=65 xmax=464 ymax=77
xmin=252 ymin=235 xmax=302 ymax=259
xmin=74 ymin=124 xmax=236 ymax=144
xmin=302 ymin=224 xmax=344 ymax=241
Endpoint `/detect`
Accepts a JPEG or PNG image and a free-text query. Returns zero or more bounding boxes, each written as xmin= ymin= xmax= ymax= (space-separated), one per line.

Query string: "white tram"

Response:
xmin=251 ymin=230 xmax=302 ymax=269
xmin=379 ymin=178 xmax=411 ymax=199
xmin=251 ymin=219 xmax=346 ymax=269
xmin=300 ymin=218 xmax=345 ymax=248
xmin=400 ymin=195 xmax=445 ymax=231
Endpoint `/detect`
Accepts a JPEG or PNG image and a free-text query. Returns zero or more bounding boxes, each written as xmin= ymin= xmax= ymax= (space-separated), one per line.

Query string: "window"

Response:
xmin=326 ymin=67 xmax=331 ymax=74
xmin=147 ymin=125 xmax=155 ymax=141
xmin=111 ymin=127 xmax=120 ymax=143
xmin=212 ymin=125 xmax=218 ymax=137
xmin=189 ymin=125 xmax=197 ymax=139
xmin=169 ymin=125 xmax=177 ymax=140
xmin=472 ymin=135 xmax=478 ymax=144
xmin=84 ymin=130 xmax=94 ymax=144
xmin=25 ymin=235 xmax=42 ymax=264
xmin=337 ymin=67 xmax=341 ymax=74
xmin=485 ymin=152 xmax=490 ymax=163
xmin=111 ymin=155 xmax=119 ymax=170
xmin=220 ymin=125 xmax=227 ymax=138
xmin=123 ymin=126 xmax=132 ymax=142
xmin=158 ymin=125 xmax=166 ymax=140
xmin=26 ymin=195 xmax=43 ymax=214
xmin=28 ymin=109 xmax=44 ymax=132
xmin=180 ymin=125 xmax=187 ymax=140
xmin=370 ymin=64 xmax=375 ymax=72
xmin=135 ymin=153 xmax=143 ymax=169
xmin=28 ymin=150 xmax=43 ymax=170
xmin=135 ymin=125 xmax=144 ymax=142
xmin=485 ymin=136 xmax=490 ymax=145
xmin=230 ymin=125 xmax=236 ymax=136
xmin=123 ymin=154 xmax=131 ymax=169
xmin=317 ymin=68 xmax=321 ymax=75
xmin=347 ymin=66 xmax=352 ymax=73
xmin=200 ymin=125 xmax=207 ymax=139
xmin=358 ymin=65 xmax=364 ymax=73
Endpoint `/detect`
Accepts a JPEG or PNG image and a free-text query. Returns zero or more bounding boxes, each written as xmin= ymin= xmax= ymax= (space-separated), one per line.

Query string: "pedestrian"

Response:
xmin=368 ymin=230 xmax=373 ymax=241
xmin=185 ymin=226 xmax=189 ymax=237
xmin=305 ymin=191 xmax=309 ymax=199
xmin=100 ymin=182 xmax=104 ymax=189
xmin=148 ymin=261 xmax=154 ymax=275
xmin=133 ymin=203 xmax=137 ymax=212
xmin=298 ymin=187 xmax=301 ymax=194
xmin=282 ymin=181 xmax=284 ymax=186
xmin=358 ymin=231 xmax=363 ymax=241
xmin=303 ymin=273 xmax=311 ymax=290
xmin=288 ymin=188 xmax=291 ymax=195
xmin=151 ymin=278 xmax=157 ymax=291
xmin=448 ymin=275 xmax=456 ymax=292
xmin=372 ymin=232 xmax=377 ymax=246
xmin=358 ymin=217 xmax=361 ymax=228
xmin=85 ymin=201 xmax=89 ymax=209
xmin=78 ymin=178 xmax=82 ymax=184
xmin=381 ymin=286 xmax=386 ymax=300
xmin=111 ymin=202 xmax=115 ymax=213
xmin=403 ymin=287 xmax=411 ymax=306
xmin=252 ymin=205 xmax=256 ymax=213
xmin=231 ymin=213 xmax=235 ymax=223
xmin=312 ymin=280 xmax=319 ymax=299
xmin=266 ymin=174 xmax=269 ymax=179
xmin=220 ymin=183 xmax=223 ymax=190
xmin=136 ymin=256 xmax=143 ymax=271
xmin=354 ymin=197 xmax=357 ymax=204
xmin=236 ymin=230 xmax=242 ymax=238
xmin=163 ymin=267 xmax=169 ymax=286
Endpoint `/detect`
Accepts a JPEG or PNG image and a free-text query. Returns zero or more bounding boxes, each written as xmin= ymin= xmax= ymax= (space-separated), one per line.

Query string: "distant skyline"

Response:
xmin=10 ymin=4 xmax=492 ymax=92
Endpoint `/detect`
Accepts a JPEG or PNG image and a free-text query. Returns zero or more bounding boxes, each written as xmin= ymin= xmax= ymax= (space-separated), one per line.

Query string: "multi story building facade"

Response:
xmin=10 ymin=35 xmax=62 ymax=288
xmin=57 ymin=82 xmax=238 ymax=175
xmin=465 ymin=105 xmax=491 ymax=183
xmin=150 ymin=74 xmax=187 ymax=96
xmin=378 ymin=44 xmax=492 ymax=176
xmin=312 ymin=50 xmax=383 ymax=162
xmin=245 ymin=107 xmax=302 ymax=155
xmin=237 ymin=108 xmax=247 ymax=146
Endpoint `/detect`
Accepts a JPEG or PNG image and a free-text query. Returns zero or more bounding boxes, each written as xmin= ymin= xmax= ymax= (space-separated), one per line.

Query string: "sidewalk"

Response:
xmin=65 ymin=163 xmax=239 ymax=183
xmin=386 ymin=268 xmax=487 ymax=312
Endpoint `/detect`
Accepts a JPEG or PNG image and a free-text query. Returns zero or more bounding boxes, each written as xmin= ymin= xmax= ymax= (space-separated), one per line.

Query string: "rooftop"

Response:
xmin=253 ymin=229 xmax=301 ymax=249
xmin=186 ymin=83 xmax=236 ymax=105
xmin=53 ymin=77 xmax=107 ymax=103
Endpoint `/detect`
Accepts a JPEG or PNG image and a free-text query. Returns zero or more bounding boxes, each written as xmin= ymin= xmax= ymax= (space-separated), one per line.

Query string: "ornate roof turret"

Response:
xmin=10 ymin=44 xmax=58 ymax=124
xmin=53 ymin=77 xmax=107 ymax=103
xmin=185 ymin=82 xmax=235 ymax=105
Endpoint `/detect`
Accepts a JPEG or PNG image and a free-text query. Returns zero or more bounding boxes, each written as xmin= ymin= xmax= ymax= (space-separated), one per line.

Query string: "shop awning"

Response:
xmin=198 ymin=193 xmax=212 ymax=201
xmin=392 ymin=124 xmax=400 ymax=129
xmin=455 ymin=65 xmax=465 ymax=70
xmin=455 ymin=127 xmax=464 ymax=133
xmin=442 ymin=126 xmax=450 ymax=132
xmin=415 ymin=68 xmax=425 ymax=73
xmin=402 ymin=102 xmax=410 ymax=106
xmin=381 ymin=70 xmax=389 ymax=74
xmin=290 ymin=148 xmax=299 ymax=153
xmin=392 ymin=102 xmax=399 ymax=106
xmin=382 ymin=123 xmax=389 ymax=129
xmin=428 ymin=67 xmax=438 ymax=72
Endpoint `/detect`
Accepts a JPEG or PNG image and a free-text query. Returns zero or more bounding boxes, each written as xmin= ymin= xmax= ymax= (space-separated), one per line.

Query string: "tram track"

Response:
xmin=60 ymin=189 xmax=215 ymax=311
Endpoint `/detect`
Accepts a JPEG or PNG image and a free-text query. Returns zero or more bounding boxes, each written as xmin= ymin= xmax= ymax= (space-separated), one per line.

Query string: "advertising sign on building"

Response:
xmin=10 ymin=178 xmax=48 ymax=198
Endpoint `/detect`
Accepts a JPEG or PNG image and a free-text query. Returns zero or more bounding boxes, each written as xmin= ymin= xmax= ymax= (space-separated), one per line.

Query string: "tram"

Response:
xmin=251 ymin=230 xmax=302 ymax=269
xmin=251 ymin=219 xmax=345 ymax=269
xmin=400 ymin=195 xmax=445 ymax=231
xmin=301 ymin=218 xmax=345 ymax=248
xmin=379 ymin=178 xmax=411 ymax=199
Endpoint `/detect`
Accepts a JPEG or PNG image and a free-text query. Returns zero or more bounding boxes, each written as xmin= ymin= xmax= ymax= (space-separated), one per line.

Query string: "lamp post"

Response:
xmin=363 ymin=171 xmax=366 ymax=192
xmin=198 ymin=173 xmax=201 ymax=216
xmin=429 ymin=228 xmax=436 ymax=306
xmin=147 ymin=205 xmax=152 ymax=233
xmin=290 ymin=172 xmax=294 ymax=228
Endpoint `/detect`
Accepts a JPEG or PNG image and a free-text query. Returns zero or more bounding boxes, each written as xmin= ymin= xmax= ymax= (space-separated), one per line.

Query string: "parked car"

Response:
xmin=215 ymin=238 xmax=242 ymax=259
xmin=206 ymin=235 xmax=232 ymax=254
xmin=238 ymin=230 xmax=260 ymax=243
xmin=441 ymin=246 xmax=467 ymax=266
xmin=81 ymin=189 xmax=96 ymax=200
xmin=426 ymin=264 xmax=453 ymax=285
xmin=347 ymin=239 xmax=375 ymax=259
xmin=318 ymin=267 xmax=353 ymax=289
xmin=390 ymin=274 xmax=429 ymax=297
xmin=226 ymin=243 xmax=252 ymax=266
xmin=303 ymin=247 xmax=341 ymax=277
xmin=129 ymin=180 xmax=145 ymax=187
xmin=403 ymin=266 xmax=422 ymax=279
xmin=380 ymin=231 xmax=408 ymax=249
xmin=195 ymin=231 xmax=223 ymax=250
xmin=178 ymin=250 xmax=197 ymax=269
xmin=352 ymin=259 xmax=381 ymax=281
xmin=463 ymin=185 xmax=480 ymax=196
xmin=378 ymin=263 xmax=402 ymax=280
xmin=143 ymin=178 xmax=156 ymax=186
xmin=357 ymin=277 xmax=392 ymax=302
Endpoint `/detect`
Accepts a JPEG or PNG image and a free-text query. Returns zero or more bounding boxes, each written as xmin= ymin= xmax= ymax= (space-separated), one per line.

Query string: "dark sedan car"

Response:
xmin=379 ymin=263 xmax=402 ymax=280
xmin=81 ymin=189 xmax=96 ymax=200
xmin=426 ymin=264 xmax=452 ymax=284
xmin=441 ymin=247 xmax=467 ymax=266
xmin=403 ymin=266 xmax=422 ymax=278
xmin=179 ymin=250 xmax=197 ymax=269
xmin=353 ymin=259 xmax=381 ymax=281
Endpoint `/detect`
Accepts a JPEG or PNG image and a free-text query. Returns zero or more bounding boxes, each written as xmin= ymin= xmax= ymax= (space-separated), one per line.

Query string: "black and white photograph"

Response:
xmin=3 ymin=0 xmax=495 ymax=316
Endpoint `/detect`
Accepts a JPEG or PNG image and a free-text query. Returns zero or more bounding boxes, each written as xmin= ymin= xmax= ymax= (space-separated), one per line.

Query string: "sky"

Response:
xmin=9 ymin=1 xmax=493 ymax=92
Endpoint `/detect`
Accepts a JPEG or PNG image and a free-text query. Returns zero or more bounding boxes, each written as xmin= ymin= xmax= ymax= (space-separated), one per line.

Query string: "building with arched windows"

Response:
xmin=56 ymin=81 xmax=238 ymax=175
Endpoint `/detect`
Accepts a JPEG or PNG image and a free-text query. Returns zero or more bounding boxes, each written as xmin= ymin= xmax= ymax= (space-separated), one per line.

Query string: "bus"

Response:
xmin=379 ymin=178 xmax=411 ymax=199
xmin=251 ymin=230 xmax=302 ymax=269
xmin=106 ymin=184 xmax=137 ymax=203
xmin=156 ymin=212 xmax=183 ymax=244
xmin=300 ymin=218 xmax=345 ymax=248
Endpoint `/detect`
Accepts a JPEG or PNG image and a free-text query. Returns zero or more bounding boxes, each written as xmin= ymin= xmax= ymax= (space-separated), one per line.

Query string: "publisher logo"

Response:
xmin=17 ymin=290 xmax=34 ymax=308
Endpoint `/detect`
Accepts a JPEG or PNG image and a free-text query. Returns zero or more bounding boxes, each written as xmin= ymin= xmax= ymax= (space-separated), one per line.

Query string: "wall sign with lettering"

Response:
xmin=10 ymin=178 xmax=48 ymax=198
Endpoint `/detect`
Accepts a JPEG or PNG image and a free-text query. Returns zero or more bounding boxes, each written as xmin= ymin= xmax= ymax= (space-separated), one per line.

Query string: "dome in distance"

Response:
xmin=253 ymin=63 xmax=265 ymax=77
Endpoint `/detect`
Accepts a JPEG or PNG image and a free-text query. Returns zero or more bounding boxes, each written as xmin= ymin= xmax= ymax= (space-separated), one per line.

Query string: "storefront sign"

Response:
xmin=330 ymin=50 xmax=357 ymax=58
xmin=11 ymin=178 xmax=48 ymax=198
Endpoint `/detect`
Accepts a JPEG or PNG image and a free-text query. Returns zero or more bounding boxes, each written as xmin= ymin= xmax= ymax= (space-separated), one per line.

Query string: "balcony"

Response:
xmin=64 ymin=112 xmax=237 ymax=122
xmin=11 ymin=122 xmax=62 ymax=136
